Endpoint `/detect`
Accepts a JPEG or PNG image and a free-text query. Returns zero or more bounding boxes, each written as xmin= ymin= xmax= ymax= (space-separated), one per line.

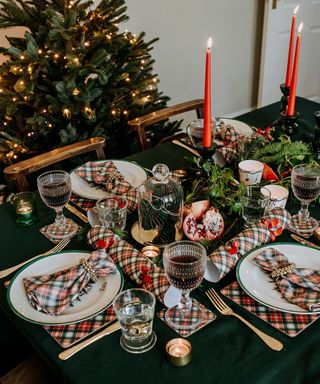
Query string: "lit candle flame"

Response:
xmin=207 ymin=38 xmax=213 ymax=49
xmin=298 ymin=22 xmax=303 ymax=34
xmin=294 ymin=5 xmax=299 ymax=15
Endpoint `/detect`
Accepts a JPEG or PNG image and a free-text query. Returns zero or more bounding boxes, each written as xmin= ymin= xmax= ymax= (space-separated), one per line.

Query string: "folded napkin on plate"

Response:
xmin=75 ymin=161 xmax=131 ymax=194
xmin=87 ymin=227 xmax=170 ymax=303
xmin=215 ymin=121 xmax=271 ymax=163
xmin=204 ymin=207 xmax=291 ymax=282
xmin=75 ymin=160 xmax=139 ymax=213
xmin=254 ymin=247 xmax=320 ymax=312
xmin=23 ymin=251 xmax=117 ymax=316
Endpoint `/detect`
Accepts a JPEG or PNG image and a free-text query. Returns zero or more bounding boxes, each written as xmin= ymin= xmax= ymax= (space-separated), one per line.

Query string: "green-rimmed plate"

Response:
xmin=236 ymin=242 xmax=320 ymax=315
xmin=7 ymin=250 xmax=123 ymax=325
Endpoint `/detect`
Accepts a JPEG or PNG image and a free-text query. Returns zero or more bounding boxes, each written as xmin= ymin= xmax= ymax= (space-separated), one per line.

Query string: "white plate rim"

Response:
xmin=7 ymin=250 xmax=124 ymax=325
xmin=215 ymin=117 xmax=254 ymax=136
xmin=70 ymin=159 xmax=147 ymax=200
xmin=236 ymin=242 xmax=320 ymax=315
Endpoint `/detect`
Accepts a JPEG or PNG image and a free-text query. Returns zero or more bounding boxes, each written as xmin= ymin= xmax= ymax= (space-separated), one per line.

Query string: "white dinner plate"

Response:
xmin=236 ymin=243 xmax=320 ymax=314
xmin=70 ymin=160 xmax=147 ymax=200
xmin=7 ymin=251 xmax=123 ymax=325
xmin=215 ymin=118 xmax=254 ymax=137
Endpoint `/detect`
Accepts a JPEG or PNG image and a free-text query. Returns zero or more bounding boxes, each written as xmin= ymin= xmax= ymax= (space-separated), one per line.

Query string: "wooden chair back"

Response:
xmin=127 ymin=99 xmax=204 ymax=150
xmin=4 ymin=137 xmax=106 ymax=191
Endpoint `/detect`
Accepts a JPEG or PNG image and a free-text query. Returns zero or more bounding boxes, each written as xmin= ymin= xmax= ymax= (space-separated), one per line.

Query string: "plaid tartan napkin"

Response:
xmin=23 ymin=250 xmax=117 ymax=316
xmin=221 ymin=282 xmax=320 ymax=337
xmin=87 ymin=227 xmax=170 ymax=303
xmin=254 ymin=247 xmax=320 ymax=312
xmin=43 ymin=305 xmax=116 ymax=348
xmin=75 ymin=160 xmax=131 ymax=195
xmin=215 ymin=121 xmax=254 ymax=163
xmin=72 ymin=161 xmax=139 ymax=213
xmin=204 ymin=207 xmax=291 ymax=282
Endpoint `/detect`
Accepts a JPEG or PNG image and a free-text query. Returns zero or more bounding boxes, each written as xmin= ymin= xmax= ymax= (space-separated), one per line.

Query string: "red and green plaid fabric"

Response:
xmin=70 ymin=193 xmax=96 ymax=211
xmin=70 ymin=189 xmax=139 ymax=214
xmin=215 ymin=122 xmax=256 ymax=163
xmin=24 ymin=250 xmax=117 ymax=316
xmin=43 ymin=305 xmax=116 ymax=348
xmin=221 ymin=282 xmax=320 ymax=337
xmin=289 ymin=215 xmax=318 ymax=238
xmin=87 ymin=227 xmax=170 ymax=303
xmin=75 ymin=160 xmax=131 ymax=195
xmin=39 ymin=218 xmax=79 ymax=244
xmin=206 ymin=208 xmax=291 ymax=281
xmin=254 ymin=247 xmax=320 ymax=312
xmin=157 ymin=300 xmax=216 ymax=338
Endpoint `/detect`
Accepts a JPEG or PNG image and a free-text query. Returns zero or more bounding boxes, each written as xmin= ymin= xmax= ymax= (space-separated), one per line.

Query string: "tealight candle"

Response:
xmin=141 ymin=246 xmax=161 ymax=263
xmin=10 ymin=192 xmax=37 ymax=226
xmin=166 ymin=338 xmax=192 ymax=367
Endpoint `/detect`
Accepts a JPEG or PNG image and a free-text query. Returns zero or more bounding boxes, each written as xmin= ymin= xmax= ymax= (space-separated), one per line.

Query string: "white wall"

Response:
xmin=122 ymin=0 xmax=264 ymax=117
xmin=1 ymin=1 xmax=263 ymax=117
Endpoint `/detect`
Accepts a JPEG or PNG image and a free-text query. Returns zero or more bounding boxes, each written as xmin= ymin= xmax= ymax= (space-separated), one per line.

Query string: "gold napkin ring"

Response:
xmin=80 ymin=258 xmax=98 ymax=282
xmin=271 ymin=263 xmax=296 ymax=281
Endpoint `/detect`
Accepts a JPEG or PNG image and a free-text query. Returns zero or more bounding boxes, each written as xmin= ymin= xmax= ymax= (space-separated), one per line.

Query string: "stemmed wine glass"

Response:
xmin=37 ymin=170 xmax=77 ymax=237
xmin=289 ymin=164 xmax=320 ymax=236
xmin=163 ymin=240 xmax=207 ymax=331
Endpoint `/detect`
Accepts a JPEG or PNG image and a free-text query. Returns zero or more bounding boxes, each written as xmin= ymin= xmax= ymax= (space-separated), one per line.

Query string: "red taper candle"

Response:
xmin=285 ymin=5 xmax=299 ymax=88
xmin=203 ymin=38 xmax=212 ymax=148
xmin=287 ymin=22 xmax=303 ymax=117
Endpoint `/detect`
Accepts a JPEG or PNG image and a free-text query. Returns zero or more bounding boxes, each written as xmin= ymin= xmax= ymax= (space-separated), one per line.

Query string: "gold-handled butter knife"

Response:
xmin=290 ymin=234 xmax=320 ymax=249
xmin=66 ymin=203 xmax=89 ymax=223
xmin=58 ymin=321 xmax=121 ymax=360
xmin=172 ymin=140 xmax=200 ymax=157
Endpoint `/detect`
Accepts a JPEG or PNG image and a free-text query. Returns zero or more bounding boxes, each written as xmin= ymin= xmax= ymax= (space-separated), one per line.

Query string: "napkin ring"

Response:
xmin=80 ymin=258 xmax=98 ymax=282
xmin=271 ymin=263 xmax=295 ymax=281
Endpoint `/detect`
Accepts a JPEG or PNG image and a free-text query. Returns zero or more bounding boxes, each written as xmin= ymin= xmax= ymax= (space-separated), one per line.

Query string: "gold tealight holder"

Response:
xmin=165 ymin=338 xmax=192 ymax=367
xmin=141 ymin=245 xmax=161 ymax=263
xmin=171 ymin=169 xmax=187 ymax=182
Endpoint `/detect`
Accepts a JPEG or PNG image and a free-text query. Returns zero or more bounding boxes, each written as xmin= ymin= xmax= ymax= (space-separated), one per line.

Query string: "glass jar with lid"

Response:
xmin=138 ymin=164 xmax=184 ymax=245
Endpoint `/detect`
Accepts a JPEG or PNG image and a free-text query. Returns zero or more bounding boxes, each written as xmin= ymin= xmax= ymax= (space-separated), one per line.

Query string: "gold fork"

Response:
xmin=0 ymin=235 xmax=72 ymax=279
xmin=206 ymin=288 xmax=283 ymax=351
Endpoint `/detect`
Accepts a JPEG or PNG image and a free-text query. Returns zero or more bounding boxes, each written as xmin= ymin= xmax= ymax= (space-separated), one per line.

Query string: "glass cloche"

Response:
xmin=138 ymin=164 xmax=184 ymax=245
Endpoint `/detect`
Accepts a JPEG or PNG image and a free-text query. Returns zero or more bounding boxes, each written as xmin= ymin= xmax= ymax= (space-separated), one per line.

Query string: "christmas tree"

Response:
xmin=0 ymin=0 xmax=179 ymax=166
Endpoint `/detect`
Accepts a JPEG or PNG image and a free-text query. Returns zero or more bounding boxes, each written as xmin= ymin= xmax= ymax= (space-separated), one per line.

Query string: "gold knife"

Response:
xmin=58 ymin=321 xmax=121 ymax=360
xmin=66 ymin=203 xmax=89 ymax=223
xmin=290 ymin=234 xmax=320 ymax=249
xmin=172 ymin=140 xmax=200 ymax=157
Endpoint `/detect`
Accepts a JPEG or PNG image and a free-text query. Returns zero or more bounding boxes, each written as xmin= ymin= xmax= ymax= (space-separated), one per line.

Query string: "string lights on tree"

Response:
xmin=0 ymin=0 xmax=180 ymax=167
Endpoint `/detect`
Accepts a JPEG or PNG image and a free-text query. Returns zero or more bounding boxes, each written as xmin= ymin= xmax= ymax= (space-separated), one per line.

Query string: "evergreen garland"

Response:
xmin=251 ymin=137 xmax=312 ymax=170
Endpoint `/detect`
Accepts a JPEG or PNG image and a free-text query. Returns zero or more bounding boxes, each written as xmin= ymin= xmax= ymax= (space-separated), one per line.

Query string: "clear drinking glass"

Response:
xmin=96 ymin=195 xmax=127 ymax=230
xmin=241 ymin=186 xmax=271 ymax=225
xmin=37 ymin=170 xmax=75 ymax=235
xmin=289 ymin=164 xmax=320 ymax=236
xmin=186 ymin=118 xmax=215 ymax=148
xmin=163 ymin=240 xmax=207 ymax=331
xmin=113 ymin=288 xmax=156 ymax=354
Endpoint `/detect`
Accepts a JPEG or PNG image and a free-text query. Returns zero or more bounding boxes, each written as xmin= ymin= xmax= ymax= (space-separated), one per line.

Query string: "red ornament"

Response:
xmin=140 ymin=266 xmax=152 ymax=285
xmin=226 ymin=240 xmax=238 ymax=255
xmin=96 ymin=238 xmax=114 ymax=249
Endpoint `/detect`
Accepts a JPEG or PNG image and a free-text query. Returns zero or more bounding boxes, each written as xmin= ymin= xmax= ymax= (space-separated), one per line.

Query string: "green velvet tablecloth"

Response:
xmin=1 ymin=97 xmax=320 ymax=384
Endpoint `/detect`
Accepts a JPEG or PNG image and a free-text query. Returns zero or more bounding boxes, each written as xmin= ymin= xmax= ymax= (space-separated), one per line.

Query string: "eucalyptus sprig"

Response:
xmin=185 ymin=160 xmax=245 ymax=215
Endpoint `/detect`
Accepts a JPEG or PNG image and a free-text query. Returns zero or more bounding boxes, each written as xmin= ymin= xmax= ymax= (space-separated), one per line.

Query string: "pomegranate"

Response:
xmin=183 ymin=203 xmax=224 ymax=241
